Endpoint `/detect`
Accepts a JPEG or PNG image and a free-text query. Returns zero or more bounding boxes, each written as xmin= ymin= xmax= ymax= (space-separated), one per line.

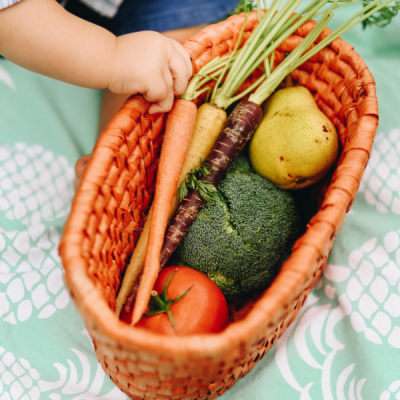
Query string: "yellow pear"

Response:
xmin=249 ymin=86 xmax=338 ymax=190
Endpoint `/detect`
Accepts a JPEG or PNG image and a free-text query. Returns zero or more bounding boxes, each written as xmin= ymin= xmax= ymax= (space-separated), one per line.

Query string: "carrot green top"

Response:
xmin=183 ymin=0 xmax=400 ymax=109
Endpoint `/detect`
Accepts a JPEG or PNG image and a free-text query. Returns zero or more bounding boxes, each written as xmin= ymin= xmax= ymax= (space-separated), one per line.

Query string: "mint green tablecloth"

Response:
xmin=0 ymin=9 xmax=399 ymax=400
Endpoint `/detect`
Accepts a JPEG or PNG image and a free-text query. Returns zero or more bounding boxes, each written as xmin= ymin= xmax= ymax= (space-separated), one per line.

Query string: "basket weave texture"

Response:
xmin=59 ymin=11 xmax=379 ymax=400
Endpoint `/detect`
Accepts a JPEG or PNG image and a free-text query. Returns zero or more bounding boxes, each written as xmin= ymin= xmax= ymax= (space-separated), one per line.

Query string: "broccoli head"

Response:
xmin=174 ymin=152 xmax=300 ymax=300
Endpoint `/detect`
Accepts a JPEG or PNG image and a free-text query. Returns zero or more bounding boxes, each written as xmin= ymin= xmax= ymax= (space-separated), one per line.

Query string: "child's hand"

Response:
xmin=1 ymin=2 xmax=192 ymax=114
xmin=109 ymin=31 xmax=192 ymax=114
xmin=0 ymin=2 xmax=192 ymax=113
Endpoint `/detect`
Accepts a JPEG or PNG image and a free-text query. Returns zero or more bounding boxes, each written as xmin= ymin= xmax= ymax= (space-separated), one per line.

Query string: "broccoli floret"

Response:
xmin=175 ymin=152 xmax=300 ymax=300
xmin=226 ymin=150 xmax=255 ymax=175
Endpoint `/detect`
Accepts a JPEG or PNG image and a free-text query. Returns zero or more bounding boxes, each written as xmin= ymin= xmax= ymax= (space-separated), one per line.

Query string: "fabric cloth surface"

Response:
xmin=65 ymin=0 xmax=239 ymax=36
xmin=0 ymin=5 xmax=400 ymax=400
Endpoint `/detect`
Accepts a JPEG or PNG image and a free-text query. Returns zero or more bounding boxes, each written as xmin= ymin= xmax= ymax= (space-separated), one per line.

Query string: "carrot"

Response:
xmin=131 ymin=99 xmax=197 ymax=325
xmin=170 ymin=103 xmax=227 ymax=211
xmin=115 ymin=207 xmax=153 ymax=317
xmin=115 ymin=102 xmax=226 ymax=317
xmin=160 ymin=100 xmax=263 ymax=267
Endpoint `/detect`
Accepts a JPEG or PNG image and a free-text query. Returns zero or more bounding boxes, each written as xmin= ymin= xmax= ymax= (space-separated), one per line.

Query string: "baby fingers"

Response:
xmin=108 ymin=32 xmax=193 ymax=114
xmin=145 ymin=71 xmax=174 ymax=114
xmin=169 ymin=41 xmax=192 ymax=95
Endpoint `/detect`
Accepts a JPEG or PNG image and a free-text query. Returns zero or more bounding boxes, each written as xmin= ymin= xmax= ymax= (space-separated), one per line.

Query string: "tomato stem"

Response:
xmin=148 ymin=291 xmax=166 ymax=311
xmin=142 ymin=269 xmax=194 ymax=334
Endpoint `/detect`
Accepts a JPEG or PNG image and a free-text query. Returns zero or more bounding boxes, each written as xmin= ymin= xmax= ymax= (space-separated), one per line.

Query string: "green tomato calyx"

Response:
xmin=143 ymin=269 xmax=194 ymax=333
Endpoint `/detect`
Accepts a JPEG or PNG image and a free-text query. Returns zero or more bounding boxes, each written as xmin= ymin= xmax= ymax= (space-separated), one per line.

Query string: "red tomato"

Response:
xmin=120 ymin=266 xmax=229 ymax=335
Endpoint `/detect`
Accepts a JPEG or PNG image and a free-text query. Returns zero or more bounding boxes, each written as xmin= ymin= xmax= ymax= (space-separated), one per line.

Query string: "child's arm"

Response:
xmin=0 ymin=0 xmax=192 ymax=113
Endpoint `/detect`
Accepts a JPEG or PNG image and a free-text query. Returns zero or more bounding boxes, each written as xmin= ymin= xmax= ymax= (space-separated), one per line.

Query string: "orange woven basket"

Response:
xmin=60 ymin=11 xmax=378 ymax=400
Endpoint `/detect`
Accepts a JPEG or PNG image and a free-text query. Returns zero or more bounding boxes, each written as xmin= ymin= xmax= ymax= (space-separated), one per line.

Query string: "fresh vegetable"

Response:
xmin=131 ymin=100 xmax=196 ymax=325
xmin=160 ymin=101 xmax=263 ymax=268
xmin=362 ymin=0 xmax=400 ymax=28
xmin=121 ymin=266 xmax=229 ymax=335
xmin=176 ymin=157 xmax=218 ymax=202
xmin=115 ymin=207 xmax=153 ymax=316
xmin=249 ymin=86 xmax=338 ymax=189
xmin=173 ymin=103 xmax=227 ymax=204
xmin=173 ymin=153 xmax=299 ymax=300
xmin=115 ymin=102 xmax=227 ymax=317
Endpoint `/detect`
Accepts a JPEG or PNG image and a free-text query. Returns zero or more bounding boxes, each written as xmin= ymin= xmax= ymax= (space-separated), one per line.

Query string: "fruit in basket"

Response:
xmin=173 ymin=153 xmax=299 ymax=300
xmin=249 ymin=86 xmax=338 ymax=190
xmin=121 ymin=266 xmax=228 ymax=335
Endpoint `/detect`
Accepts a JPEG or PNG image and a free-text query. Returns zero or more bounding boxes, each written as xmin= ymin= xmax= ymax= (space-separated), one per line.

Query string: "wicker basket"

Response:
xmin=59 ymin=11 xmax=378 ymax=400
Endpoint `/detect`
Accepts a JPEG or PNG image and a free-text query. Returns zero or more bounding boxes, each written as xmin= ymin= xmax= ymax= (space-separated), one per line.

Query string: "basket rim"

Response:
xmin=60 ymin=11 xmax=379 ymax=360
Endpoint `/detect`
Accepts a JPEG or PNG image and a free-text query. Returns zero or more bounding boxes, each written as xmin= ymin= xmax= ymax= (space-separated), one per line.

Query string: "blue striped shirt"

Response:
xmin=0 ymin=0 xmax=121 ymax=17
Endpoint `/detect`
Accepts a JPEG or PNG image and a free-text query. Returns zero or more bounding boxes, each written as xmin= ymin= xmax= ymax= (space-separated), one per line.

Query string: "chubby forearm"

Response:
xmin=0 ymin=0 xmax=117 ymax=88
xmin=0 ymin=0 xmax=192 ymax=113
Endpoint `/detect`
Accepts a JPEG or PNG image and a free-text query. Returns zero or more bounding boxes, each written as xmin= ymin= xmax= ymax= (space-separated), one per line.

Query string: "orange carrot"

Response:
xmin=131 ymin=99 xmax=197 ymax=325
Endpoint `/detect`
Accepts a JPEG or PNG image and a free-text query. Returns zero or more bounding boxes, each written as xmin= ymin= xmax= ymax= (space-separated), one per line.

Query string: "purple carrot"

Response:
xmin=160 ymin=100 xmax=263 ymax=267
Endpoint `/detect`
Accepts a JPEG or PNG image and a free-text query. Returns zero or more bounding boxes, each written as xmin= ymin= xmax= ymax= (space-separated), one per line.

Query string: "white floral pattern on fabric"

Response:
xmin=325 ymin=231 xmax=400 ymax=348
xmin=275 ymin=291 xmax=372 ymax=400
xmin=380 ymin=380 xmax=400 ymax=400
xmin=359 ymin=129 xmax=400 ymax=215
xmin=0 ymin=143 xmax=75 ymax=226
xmin=0 ymin=346 xmax=41 ymax=400
xmin=0 ymin=331 xmax=127 ymax=399
xmin=0 ymin=224 xmax=70 ymax=324
xmin=0 ymin=61 xmax=128 ymax=398
xmin=271 ymin=226 xmax=400 ymax=399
